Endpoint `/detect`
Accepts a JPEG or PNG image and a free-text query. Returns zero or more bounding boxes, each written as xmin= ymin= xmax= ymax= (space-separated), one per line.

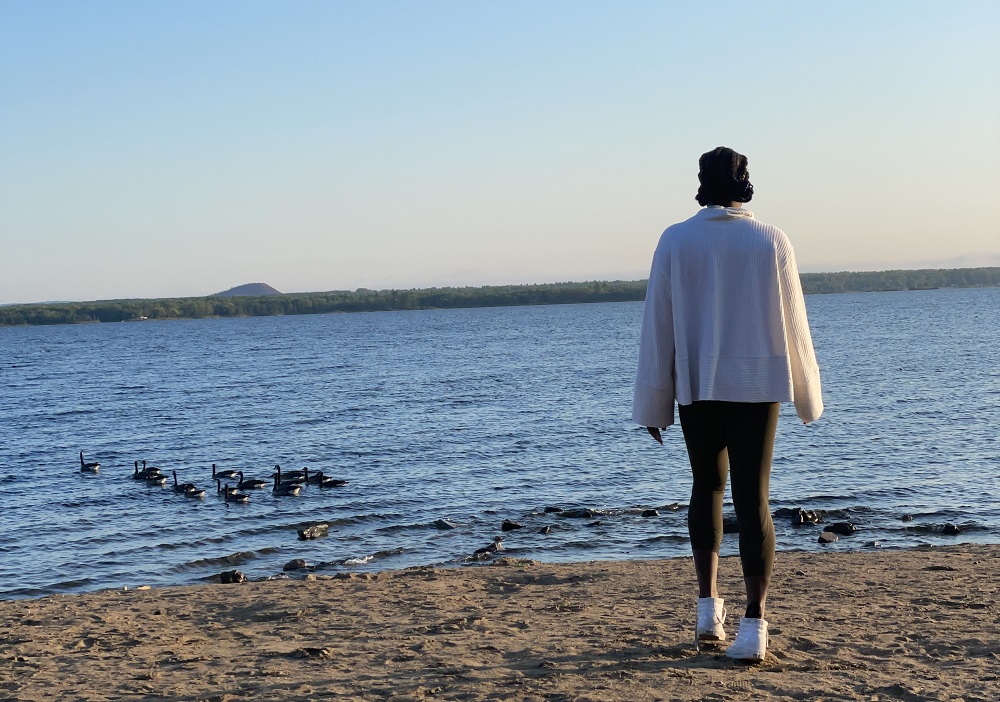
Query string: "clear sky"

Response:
xmin=2 ymin=1 xmax=998 ymax=304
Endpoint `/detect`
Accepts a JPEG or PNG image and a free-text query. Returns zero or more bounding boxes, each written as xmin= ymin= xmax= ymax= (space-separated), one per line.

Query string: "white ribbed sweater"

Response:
xmin=632 ymin=206 xmax=823 ymax=427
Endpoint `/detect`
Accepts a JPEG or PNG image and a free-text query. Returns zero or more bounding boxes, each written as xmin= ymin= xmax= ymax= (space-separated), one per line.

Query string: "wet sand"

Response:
xmin=1 ymin=544 xmax=997 ymax=701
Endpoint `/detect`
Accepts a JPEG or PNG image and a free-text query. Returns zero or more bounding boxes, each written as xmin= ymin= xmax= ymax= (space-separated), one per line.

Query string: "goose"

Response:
xmin=272 ymin=464 xmax=305 ymax=483
xmin=142 ymin=460 xmax=164 ymax=477
xmin=132 ymin=461 xmax=148 ymax=480
xmin=184 ymin=486 xmax=206 ymax=498
xmin=79 ymin=451 xmax=100 ymax=473
xmin=236 ymin=471 xmax=268 ymax=490
xmin=146 ymin=472 xmax=168 ymax=486
xmin=172 ymin=470 xmax=196 ymax=494
xmin=223 ymin=484 xmax=250 ymax=503
xmin=215 ymin=478 xmax=239 ymax=495
xmin=272 ymin=474 xmax=301 ymax=496
xmin=303 ymin=467 xmax=323 ymax=485
xmin=316 ymin=471 xmax=348 ymax=488
xmin=211 ymin=463 xmax=240 ymax=481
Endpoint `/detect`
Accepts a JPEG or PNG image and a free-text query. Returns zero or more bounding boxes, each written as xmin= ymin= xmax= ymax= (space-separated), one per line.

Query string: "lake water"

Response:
xmin=1 ymin=288 xmax=998 ymax=599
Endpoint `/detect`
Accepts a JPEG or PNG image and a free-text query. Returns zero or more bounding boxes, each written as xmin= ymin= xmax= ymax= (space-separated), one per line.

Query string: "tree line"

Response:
xmin=1 ymin=268 xmax=997 ymax=327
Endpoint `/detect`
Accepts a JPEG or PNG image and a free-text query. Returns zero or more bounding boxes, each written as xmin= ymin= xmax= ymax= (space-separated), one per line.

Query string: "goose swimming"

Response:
xmin=236 ymin=471 xmax=268 ymax=490
xmin=184 ymin=486 xmax=206 ymax=498
xmin=79 ymin=451 xmax=100 ymax=473
xmin=316 ymin=471 xmax=348 ymax=488
xmin=146 ymin=472 xmax=168 ymax=486
xmin=212 ymin=463 xmax=239 ymax=481
xmin=215 ymin=478 xmax=239 ymax=495
xmin=273 ymin=464 xmax=305 ymax=483
xmin=172 ymin=470 xmax=196 ymax=494
xmin=272 ymin=475 xmax=302 ymax=496
xmin=223 ymin=484 xmax=250 ymax=503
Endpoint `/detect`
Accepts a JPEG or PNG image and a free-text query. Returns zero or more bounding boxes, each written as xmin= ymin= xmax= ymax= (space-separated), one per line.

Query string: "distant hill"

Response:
xmin=214 ymin=283 xmax=282 ymax=297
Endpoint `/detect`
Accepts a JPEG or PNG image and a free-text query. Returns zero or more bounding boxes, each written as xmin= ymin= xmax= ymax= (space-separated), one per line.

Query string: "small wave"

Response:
xmin=166 ymin=550 xmax=262 ymax=573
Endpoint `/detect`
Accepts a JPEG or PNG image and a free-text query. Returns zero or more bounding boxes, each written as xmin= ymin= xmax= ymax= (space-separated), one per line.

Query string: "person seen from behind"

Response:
xmin=632 ymin=146 xmax=823 ymax=662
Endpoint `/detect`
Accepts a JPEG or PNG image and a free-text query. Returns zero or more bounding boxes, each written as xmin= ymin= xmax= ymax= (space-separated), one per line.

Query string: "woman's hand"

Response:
xmin=646 ymin=427 xmax=663 ymax=444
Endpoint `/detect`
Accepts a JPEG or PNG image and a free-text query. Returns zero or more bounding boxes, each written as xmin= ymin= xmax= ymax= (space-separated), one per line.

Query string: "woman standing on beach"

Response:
xmin=632 ymin=147 xmax=823 ymax=662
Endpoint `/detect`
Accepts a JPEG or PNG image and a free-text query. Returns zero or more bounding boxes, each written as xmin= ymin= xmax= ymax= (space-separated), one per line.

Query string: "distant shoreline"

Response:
xmin=1 ymin=267 xmax=998 ymax=327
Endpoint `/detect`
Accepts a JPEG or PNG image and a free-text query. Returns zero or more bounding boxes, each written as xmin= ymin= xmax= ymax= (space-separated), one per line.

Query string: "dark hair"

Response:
xmin=696 ymin=146 xmax=754 ymax=206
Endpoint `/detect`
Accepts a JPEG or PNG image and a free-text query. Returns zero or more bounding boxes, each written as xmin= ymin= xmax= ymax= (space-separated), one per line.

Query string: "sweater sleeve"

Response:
xmin=632 ymin=243 xmax=676 ymax=427
xmin=777 ymin=238 xmax=824 ymax=424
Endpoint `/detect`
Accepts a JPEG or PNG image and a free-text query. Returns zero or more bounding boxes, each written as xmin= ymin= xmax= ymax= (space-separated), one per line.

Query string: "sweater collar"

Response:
xmin=698 ymin=206 xmax=755 ymax=220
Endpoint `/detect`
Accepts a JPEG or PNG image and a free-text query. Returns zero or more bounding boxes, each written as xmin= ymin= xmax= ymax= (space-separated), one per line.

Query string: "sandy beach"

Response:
xmin=1 ymin=544 xmax=997 ymax=701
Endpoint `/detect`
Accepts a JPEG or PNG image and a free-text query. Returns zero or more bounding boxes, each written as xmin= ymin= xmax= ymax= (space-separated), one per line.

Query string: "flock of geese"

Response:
xmin=78 ymin=451 xmax=348 ymax=504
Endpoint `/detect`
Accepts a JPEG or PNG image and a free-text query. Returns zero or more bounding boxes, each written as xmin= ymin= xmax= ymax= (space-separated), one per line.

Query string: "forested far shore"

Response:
xmin=2 ymin=267 xmax=998 ymax=327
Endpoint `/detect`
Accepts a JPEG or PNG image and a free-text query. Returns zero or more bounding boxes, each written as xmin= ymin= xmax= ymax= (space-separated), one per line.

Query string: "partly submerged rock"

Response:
xmin=220 ymin=569 xmax=247 ymax=584
xmin=502 ymin=519 xmax=524 ymax=532
xmin=433 ymin=519 xmax=457 ymax=530
xmin=818 ymin=531 xmax=839 ymax=544
xmin=297 ymin=523 xmax=330 ymax=540
xmin=641 ymin=509 xmax=660 ymax=518
xmin=826 ymin=522 xmax=858 ymax=536
xmin=942 ymin=523 xmax=961 ymax=535
xmin=283 ymin=559 xmax=308 ymax=571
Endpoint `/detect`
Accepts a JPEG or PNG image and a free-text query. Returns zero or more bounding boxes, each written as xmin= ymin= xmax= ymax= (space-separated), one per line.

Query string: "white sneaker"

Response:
xmin=696 ymin=597 xmax=727 ymax=645
xmin=725 ymin=617 xmax=768 ymax=662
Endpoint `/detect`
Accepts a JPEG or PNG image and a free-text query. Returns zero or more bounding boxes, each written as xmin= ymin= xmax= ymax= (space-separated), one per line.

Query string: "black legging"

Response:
xmin=678 ymin=400 xmax=779 ymax=577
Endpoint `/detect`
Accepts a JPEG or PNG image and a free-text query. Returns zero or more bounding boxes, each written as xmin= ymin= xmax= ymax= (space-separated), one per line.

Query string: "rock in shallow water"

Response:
xmin=502 ymin=519 xmax=524 ymax=531
xmin=641 ymin=509 xmax=659 ymax=518
xmin=220 ymin=569 xmax=247 ymax=584
xmin=433 ymin=519 xmax=457 ymax=530
xmin=297 ymin=523 xmax=329 ymax=540
xmin=283 ymin=559 xmax=308 ymax=571
xmin=826 ymin=522 xmax=858 ymax=536
xmin=818 ymin=531 xmax=839 ymax=544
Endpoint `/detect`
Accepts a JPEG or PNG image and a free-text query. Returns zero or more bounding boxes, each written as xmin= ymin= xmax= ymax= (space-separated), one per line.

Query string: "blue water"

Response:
xmin=1 ymin=288 xmax=998 ymax=599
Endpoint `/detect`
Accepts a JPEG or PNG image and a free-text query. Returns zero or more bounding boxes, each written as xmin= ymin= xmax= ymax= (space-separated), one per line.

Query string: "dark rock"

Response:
xmin=826 ymin=522 xmax=858 ymax=536
xmin=560 ymin=509 xmax=595 ymax=519
xmin=283 ymin=559 xmax=308 ymax=571
xmin=502 ymin=519 xmax=524 ymax=532
xmin=472 ymin=537 xmax=503 ymax=558
xmin=297 ymin=523 xmax=330 ymax=540
xmin=722 ymin=515 xmax=740 ymax=534
xmin=818 ymin=531 xmax=839 ymax=544
xmin=538 ymin=526 xmax=552 ymax=535
xmin=544 ymin=506 xmax=563 ymax=513
xmin=641 ymin=509 xmax=659 ymax=518
xmin=864 ymin=541 xmax=882 ymax=548
xmin=942 ymin=523 xmax=961 ymax=535
xmin=586 ymin=520 xmax=604 ymax=527
xmin=901 ymin=514 xmax=914 ymax=522
xmin=220 ymin=569 xmax=247 ymax=584
xmin=433 ymin=519 xmax=457 ymax=530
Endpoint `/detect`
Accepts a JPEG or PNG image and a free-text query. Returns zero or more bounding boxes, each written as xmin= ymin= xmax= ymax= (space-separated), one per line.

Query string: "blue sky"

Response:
xmin=2 ymin=1 xmax=998 ymax=303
